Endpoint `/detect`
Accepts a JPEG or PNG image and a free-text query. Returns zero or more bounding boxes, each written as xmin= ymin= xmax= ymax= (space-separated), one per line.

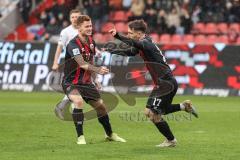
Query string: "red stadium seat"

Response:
xmin=236 ymin=36 xmax=240 ymax=45
xmin=149 ymin=33 xmax=159 ymax=43
xmin=183 ymin=34 xmax=194 ymax=43
xmin=194 ymin=35 xmax=207 ymax=44
xmin=101 ymin=22 xmax=114 ymax=33
xmin=93 ymin=33 xmax=104 ymax=43
xmin=171 ymin=34 xmax=183 ymax=44
xmin=205 ymin=23 xmax=218 ymax=34
xmin=217 ymin=23 xmax=228 ymax=34
xmin=45 ymin=0 xmax=54 ymax=9
xmin=112 ymin=11 xmax=128 ymax=22
xmin=218 ymin=35 xmax=229 ymax=44
xmin=192 ymin=23 xmax=205 ymax=34
xmin=115 ymin=22 xmax=128 ymax=33
xmin=57 ymin=0 xmax=64 ymax=5
xmin=206 ymin=35 xmax=218 ymax=44
xmin=94 ymin=33 xmax=114 ymax=43
xmin=229 ymin=23 xmax=240 ymax=33
xmin=5 ymin=33 xmax=16 ymax=41
xmin=29 ymin=15 xmax=39 ymax=25
xmin=159 ymin=34 xmax=170 ymax=44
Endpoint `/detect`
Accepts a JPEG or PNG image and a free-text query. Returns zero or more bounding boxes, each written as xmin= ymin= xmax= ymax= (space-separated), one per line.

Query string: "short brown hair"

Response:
xmin=128 ymin=19 xmax=147 ymax=33
xmin=76 ymin=15 xmax=91 ymax=26
xmin=69 ymin=9 xmax=81 ymax=16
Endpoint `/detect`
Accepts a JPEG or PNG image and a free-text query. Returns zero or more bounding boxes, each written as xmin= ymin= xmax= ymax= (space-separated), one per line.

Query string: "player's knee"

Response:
xmin=73 ymin=98 xmax=84 ymax=108
xmin=152 ymin=114 xmax=162 ymax=123
xmin=97 ymin=105 xmax=107 ymax=116
xmin=95 ymin=99 xmax=108 ymax=116
xmin=97 ymin=99 xmax=104 ymax=105
xmin=147 ymin=112 xmax=162 ymax=123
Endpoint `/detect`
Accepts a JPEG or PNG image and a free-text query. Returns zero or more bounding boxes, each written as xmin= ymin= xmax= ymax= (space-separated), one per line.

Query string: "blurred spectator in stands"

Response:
xmin=129 ymin=0 xmax=145 ymax=21
xmin=82 ymin=0 xmax=93 ymax=15
xmin=101 ymin=0 xmax=110 ymax=23
xmin=65 ymin=0 xmax=79 ymax=14
xmin=122 ymin=0 xmax=132 ymax=10
xmin=57 ymin=12 xmax=66 ymax=27
xmin=48 ymin=0 xmax=68 ymax=22
xmin=156 ymin=9 xmax=167 ymax=34
xmin=44 ymin=17 xmax=61 ymax=40
xmin=228 ymin=0 xmax=240 ymax=22
xmin=91 ymin=0 xmax=104 ymax=32
xmin=180 ymin=8 xmax=192 ymax=34
xmin=155 ymin=0 xmax=172 ymax=11
xmin=191 ymin=4 xmax=201 ymax=24
xmin=182 ymin=0 xmax=190 ymax=11
xmin=166 ymin=7 xmax=181 ymax=34
xmin=189 ymin=0 xmax=198 ymax=12
xmin=18 ymin=0 xmax=32 ymax=24
xmin=225 ymin=1 xmax=233 ymax=22
xmin=144 ymin=0 xmax=157 ymax=33
xmin=39 ymin=10 xmax=49 ymax=27
xmin=199 ymin=0 xmax=225 ymax=22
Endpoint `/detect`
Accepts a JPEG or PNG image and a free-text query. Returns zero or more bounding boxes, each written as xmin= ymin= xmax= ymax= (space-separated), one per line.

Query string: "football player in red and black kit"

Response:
xmin=62 ymin=15 xmax=126 ymax=144
xmin=108 ymin=19 xmax=198 ymax=147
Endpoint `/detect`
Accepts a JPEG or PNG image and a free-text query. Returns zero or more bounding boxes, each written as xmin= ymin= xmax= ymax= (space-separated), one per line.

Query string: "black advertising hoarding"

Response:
xmin=0 ymin=41 xmax=239 ymax=96
xmin=0 ymin=42 xmax=56 ymax=91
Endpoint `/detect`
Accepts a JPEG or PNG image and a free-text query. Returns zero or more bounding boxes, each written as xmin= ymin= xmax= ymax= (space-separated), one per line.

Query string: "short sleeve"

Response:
xmin=66 ymin=41 xmax=81 ymax=58
xmin=58 ymin=30 xmax=68 ymax=47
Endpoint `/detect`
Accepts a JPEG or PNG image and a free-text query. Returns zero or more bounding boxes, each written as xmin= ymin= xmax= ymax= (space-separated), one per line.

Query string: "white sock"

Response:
xmin=57 ymin=95 xmax=70 ymax=110
xmin=63 ymin=95 xmax=69 ymax=100
xmin=180 ymin=103 xmax=185 ymax=110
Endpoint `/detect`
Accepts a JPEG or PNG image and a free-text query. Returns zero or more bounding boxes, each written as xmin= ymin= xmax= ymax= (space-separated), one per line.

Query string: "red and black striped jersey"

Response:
xmin=63 ymin=35 xmax=95 ymax=85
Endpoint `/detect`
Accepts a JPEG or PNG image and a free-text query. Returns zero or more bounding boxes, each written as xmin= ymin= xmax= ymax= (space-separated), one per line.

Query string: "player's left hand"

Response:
xmin=109 ymin=27 xmax=117 ymax=36
xmin=52 ymin=63 xmax=59 ymax=71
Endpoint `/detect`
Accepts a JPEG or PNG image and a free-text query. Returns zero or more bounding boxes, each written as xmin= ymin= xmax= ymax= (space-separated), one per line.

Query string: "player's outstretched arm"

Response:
xmin=104 ymin=46 xmax=139 ymax=56
xmin=74 ymin=54 xmax=109 ymax=75
xmin=109 ymin=28 xmax=145 ymax=50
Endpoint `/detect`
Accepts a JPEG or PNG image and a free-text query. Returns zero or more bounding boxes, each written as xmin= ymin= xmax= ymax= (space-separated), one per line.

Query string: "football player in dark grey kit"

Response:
xmin=108 ymin=19 xmax=198 ymax=147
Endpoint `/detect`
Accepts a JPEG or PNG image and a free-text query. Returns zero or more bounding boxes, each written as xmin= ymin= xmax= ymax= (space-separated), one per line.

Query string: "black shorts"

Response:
xmin=62 ymin=83 xmax=101 ymax=103
xmin=146 ymin=77 xmax=178 ymax=115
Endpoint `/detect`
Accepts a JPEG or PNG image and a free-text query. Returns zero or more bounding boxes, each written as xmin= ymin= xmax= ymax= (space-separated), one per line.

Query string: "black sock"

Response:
xmin=165 ymin=104 xmax=181 ymax=114
xmin=98 ymin=114 xmax=113 ymax=136
xmin=154 ymin=120 xmax=175 ymax=141
xmin=72 ymin=108 xmax=84 ymax=137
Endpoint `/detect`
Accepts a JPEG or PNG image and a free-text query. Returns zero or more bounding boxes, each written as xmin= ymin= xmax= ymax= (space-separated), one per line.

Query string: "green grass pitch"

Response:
xmin=0 ymin=91 xmax=240 ymax=160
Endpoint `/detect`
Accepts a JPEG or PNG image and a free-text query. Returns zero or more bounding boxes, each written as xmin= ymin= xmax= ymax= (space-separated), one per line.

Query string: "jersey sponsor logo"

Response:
xmin=72 ymin=48 xmax=80 ymax=56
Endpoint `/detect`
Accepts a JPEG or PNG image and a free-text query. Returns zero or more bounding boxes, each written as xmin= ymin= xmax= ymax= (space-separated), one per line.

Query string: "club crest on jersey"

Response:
xmin=90 ymin=43 xmax=94 ymax=51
